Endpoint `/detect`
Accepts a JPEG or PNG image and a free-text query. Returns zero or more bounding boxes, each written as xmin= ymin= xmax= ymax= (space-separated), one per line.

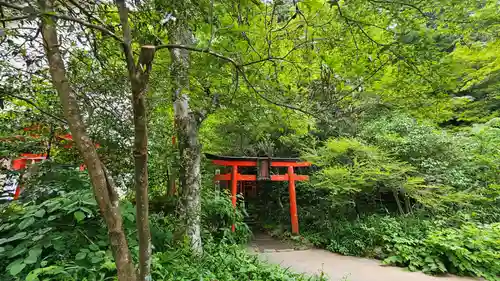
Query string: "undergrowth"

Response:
xmin=254 ymin=119 xmax=500 ymax=281
xmin=0 ymin=165 xmax=325 ymax=281
xmin=299 ymin=215 xmax=500 ymax=281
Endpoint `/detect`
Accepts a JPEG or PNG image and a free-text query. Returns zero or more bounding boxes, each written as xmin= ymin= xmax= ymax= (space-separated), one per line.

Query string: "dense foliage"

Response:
xmin=0 ymin=166 xmax=325 ymax=281
xmin=257 ymin=115 xmax=500 ymax=280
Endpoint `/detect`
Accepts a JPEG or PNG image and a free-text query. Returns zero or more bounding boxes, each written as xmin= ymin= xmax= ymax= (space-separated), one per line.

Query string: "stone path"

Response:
xmin=250 ymin=234 xmax=477 ymax=281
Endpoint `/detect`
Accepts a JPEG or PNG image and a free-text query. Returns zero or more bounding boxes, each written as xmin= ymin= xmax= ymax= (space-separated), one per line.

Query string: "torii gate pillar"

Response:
xmin=207 ymin=154 xmax=310 ymax=235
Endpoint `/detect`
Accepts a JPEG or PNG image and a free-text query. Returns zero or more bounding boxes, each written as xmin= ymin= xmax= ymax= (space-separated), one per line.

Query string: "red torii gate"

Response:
xmin=206 ymin=153 xmax=311 ymax=234
xmin=1 ymin=128 xmax=99 ymax=200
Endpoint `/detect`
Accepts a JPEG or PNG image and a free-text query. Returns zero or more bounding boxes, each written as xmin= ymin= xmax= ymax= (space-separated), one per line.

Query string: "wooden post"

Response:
xmin=231 ymin=165 xmax=238 ymax=232
xmin=288 ymin=166 xmax=299 ymax=234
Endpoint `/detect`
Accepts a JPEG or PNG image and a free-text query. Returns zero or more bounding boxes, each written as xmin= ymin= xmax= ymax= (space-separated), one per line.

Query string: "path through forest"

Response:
xmin=250 ymin=233 xmax=477 ymax=281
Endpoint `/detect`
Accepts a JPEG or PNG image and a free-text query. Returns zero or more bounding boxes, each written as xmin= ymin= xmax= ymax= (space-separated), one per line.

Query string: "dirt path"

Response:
xmin=250 ymin=234 xmax=477 ymax=281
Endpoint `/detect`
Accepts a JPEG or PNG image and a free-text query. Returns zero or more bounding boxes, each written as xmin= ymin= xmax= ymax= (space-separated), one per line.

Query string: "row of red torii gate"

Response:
xmin=205 ymin=153 xmax=311 ymax=235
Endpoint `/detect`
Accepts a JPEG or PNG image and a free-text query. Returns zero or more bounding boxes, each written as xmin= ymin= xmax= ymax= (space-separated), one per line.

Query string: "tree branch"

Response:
xmin=242 ymin=57 xmax=279 ymax=67
xmin=335 ymin=2 xmax=359 ymax=50
xmin=0 ymin=1 xmax=25 ymax=11
xmin=155 ymin=44 xmax=239 ymax=67
xmin=115 ymin=0 xmax=136 ymax=77
xmin=66 ymin=0 xmax=109 ymax=30
xmin=0 ymin=15 xmax=30 ymax=22
xmin=0 ymin=1 xmax=121 ymax=41
xmin=4 ymin=93 xmax=67 ymax=124
xmin=336 ymin=2 xmax=389 ymax=47
xmin=368 ymin=0 xmax=427 ymax=17
xmin=235 ymin=67 xmax=317 ymax=118
xmin=51 ymin=12 xmax=121 ymax=41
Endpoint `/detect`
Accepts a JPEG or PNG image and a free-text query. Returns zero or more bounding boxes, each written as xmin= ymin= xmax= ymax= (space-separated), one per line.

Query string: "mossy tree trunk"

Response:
xmin=169 ymin=21 xmax=203 ymax=255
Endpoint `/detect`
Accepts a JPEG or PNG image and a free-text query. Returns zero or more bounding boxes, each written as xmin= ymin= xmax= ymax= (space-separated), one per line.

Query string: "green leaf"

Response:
xmin=75 ymin=252 xmax=87 ymax=260
xmin=79 ymin=206 xmax=94 ymax=215
xmin=90 ymin=256 xmax=103 ymax=264
xmin=47 ymin=215 xmax=57 ymax=221
xmin=73 ymin=211 xmax=86 ymax=222
xmin=11 ymin=232 xmax=26 ymax=240
xmin=18 ymin=217 xmax=35 ymax=230
xmin=32 ymin=234 xmax=44 ymax=242
xmin=53 ymin=240 xmax=65 ymax=251
xmin=0 ymin=223 xmax=15 ymax=231
xmin=34 ymin=209 xmax=46 ymax=218
xmin=9 ymin=244 xmax=27 ymax=258
xmin=25 ymin=272 xmax=40 ymax=281
xmin=29 ymin=248 xmax=42 ymax=258
xmin=24 ymin=254 xmax=38 ymax=264
xmin=89 ymin=244 xmax=99 ymax=251
xmin=100 ymin=260 xmax=116 ymax=270
xmin=97 ymin=240 xmax=108 ymax=247
xmin=125 ymin=213 xmax=135 ymax=222
xmin=8 ymin=260 xmax=25 ymax=276
xmin=39 ymin=227 xmax=52 ymax=234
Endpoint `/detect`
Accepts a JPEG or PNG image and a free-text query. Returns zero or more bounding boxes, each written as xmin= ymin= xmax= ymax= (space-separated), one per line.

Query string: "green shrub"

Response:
xmin=359 ymin=114 xmax=499 ymax=190
xmin=0 ymin=162 xmax=322 ymax=281
xmin=152 ymin=242 xmax=327 ymax=281
xmin=202 ymin=189 xmax=251 ymax=244
xmin=0 ymin=189 xmax=116 ymax=281
xmin=0 ymin=166 xmax=129 ymax=281
xmin=391 ymin=223 xmax=500 ymax=280
xmin=301 ymin=215 xmax=432 ymax=258
xmin=301 ymin=214 xmax=500 ymax=280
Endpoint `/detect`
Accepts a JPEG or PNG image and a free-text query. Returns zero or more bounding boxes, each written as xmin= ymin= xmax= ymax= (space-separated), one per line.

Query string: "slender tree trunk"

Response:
xmin=402 ymin=189 xmax=412 ymax=214
xmin=39 ymin=2 xmax=136 ymax=281
xmin=169 ymin=22 xmax=203 ymax=255
xmin=392 ymin=189 xmax=405 ymax=215
xmin=115 ymin=1 xmax=155 ymax=279
xmin=130 ymin=73 xmax=152 ymax=281
xmin=130 ymin=50 xmax=153 ymax=281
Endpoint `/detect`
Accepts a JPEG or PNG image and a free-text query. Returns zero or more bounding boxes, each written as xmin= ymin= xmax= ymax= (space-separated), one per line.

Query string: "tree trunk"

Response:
xmin=115 ymin=1 xmax=155 ymax=279
xmin=39 ymin=1 xmax=136 ymax=281
xmin=174 ymin=96 xmax=203 ymax=255
xmin=392 ymin=189 xmax=405 ymax=215
xmin=402 ymin=189 xmax=412 ymax=214
xmin=130 ymin=46 xmax=155 ymax=281
xmin=169 ymin=22 xmax=203 ymax=255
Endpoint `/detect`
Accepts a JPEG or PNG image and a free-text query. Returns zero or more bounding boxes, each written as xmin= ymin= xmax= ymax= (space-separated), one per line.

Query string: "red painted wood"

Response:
xmin=272 ymin=175 xmax=288 ymax=181
xmin=238 ymin=174 xmax=256 ymax=181
xmin=211 ymin=159 xmax=311 ymax=167
xmin=288 ymin=166 xmax=299 ymax=234
xmin=292 ymin=175 xmax=309 ymax=181
xmin=211 ymin=158 xmax=309 ymax=234
xmin=231 ymin=165 xmax=238 ymax=232
xmin=12 ymin=159 xmax=26 ymax=170
xmin=20 ymin=153 xmax=46 ymax=158
xmin=13 ymin=185 xmax=21 ymax=200
xmin=214 ymin=173 xmax=309 ymax=182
